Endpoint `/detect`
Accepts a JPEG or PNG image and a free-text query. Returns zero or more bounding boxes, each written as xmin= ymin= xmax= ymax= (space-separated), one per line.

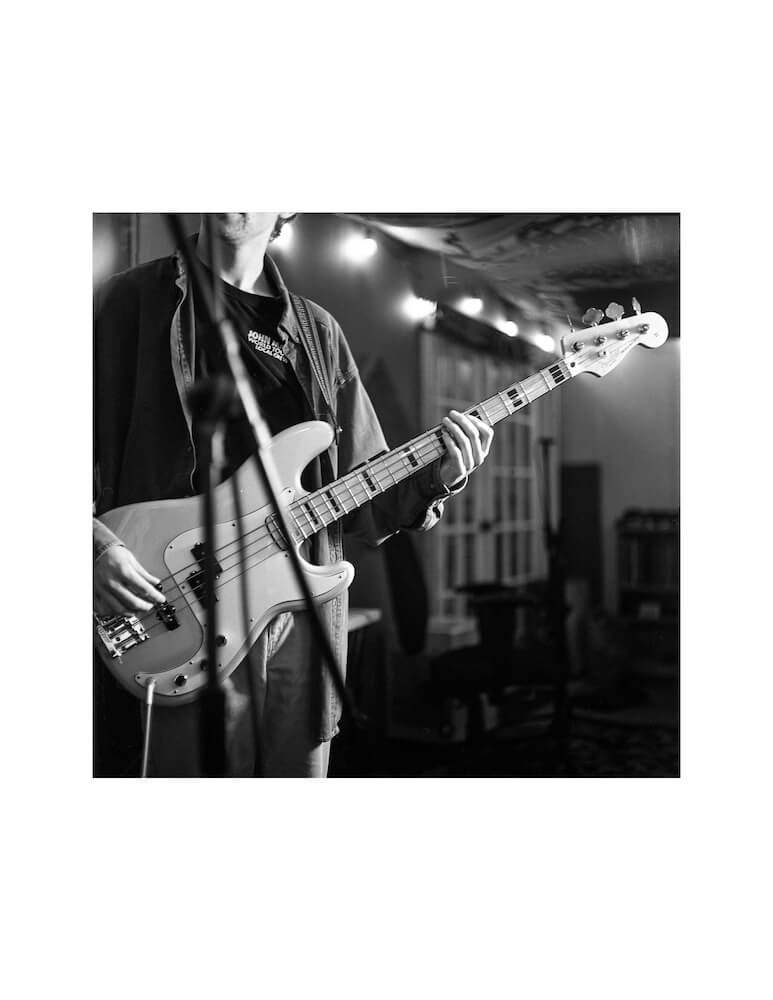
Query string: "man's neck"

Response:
xmin=195 ymin=230 xmax=274 ymax=295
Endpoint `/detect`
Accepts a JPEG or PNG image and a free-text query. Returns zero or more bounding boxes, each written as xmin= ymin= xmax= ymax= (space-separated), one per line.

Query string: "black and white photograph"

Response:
xmin=92 ymin=212 xmax=679 ymax=779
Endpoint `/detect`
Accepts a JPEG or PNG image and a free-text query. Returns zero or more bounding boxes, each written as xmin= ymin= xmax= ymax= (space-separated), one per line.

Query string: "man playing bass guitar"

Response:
xmin=93 ymin=213 xmax=494 ymax=777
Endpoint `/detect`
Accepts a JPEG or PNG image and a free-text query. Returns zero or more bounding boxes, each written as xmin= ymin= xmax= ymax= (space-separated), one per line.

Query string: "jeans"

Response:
xmin=146 ymin=612 xmax=331 ymax=778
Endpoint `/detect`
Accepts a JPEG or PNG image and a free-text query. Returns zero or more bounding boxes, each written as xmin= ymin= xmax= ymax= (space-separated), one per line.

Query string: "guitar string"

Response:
xmin=128 ymin=392 xmax=523 ymax=645
xmin=106 ymin=376 xmax=562 ymax=647
xmin=100 ymin=376 xmax=555 ymax=642
xmin=107 ymin=432 xmax=442 ymax=606
xmin=110 ymin=431 xmax=464 ymax=636
xmin=115 ymin=395 xmax=512 ymax=643
xmin=103 ymin=370 xmax=552 ymax=620
xmin=99 ymin=354 xmax=641 ymax=664
xmin=125 ymin=394 xmax=536 ymax=635
xmin=109 ymin=392 xmax=517 ymax=631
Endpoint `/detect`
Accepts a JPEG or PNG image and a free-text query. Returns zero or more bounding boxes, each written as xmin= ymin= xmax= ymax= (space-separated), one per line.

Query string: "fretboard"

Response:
xmin=286 ymin=358 xmax=573 ymax=540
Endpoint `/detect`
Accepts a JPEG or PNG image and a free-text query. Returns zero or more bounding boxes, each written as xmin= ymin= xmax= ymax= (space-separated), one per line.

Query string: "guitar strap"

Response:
xmin=290 ymin=293 xmax=342 ymax=443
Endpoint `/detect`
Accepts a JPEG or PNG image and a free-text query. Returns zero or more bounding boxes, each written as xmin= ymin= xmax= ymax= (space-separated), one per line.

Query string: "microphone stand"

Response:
xmin=537 ymin=438 xmax=570 ymax=757
xmin=188 ymin=376 xmax=231 ymax=776
xmin=165 ymin=216 xmax=362 ymax=776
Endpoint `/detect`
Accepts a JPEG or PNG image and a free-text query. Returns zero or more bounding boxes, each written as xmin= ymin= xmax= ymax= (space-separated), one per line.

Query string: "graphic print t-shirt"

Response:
xmin=193 ymin=272 xmax=312 ymax=487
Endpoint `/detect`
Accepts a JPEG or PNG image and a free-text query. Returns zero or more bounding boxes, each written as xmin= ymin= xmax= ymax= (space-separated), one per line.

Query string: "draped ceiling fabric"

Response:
xmin=348 ymin=213 xmax=679 ymax=325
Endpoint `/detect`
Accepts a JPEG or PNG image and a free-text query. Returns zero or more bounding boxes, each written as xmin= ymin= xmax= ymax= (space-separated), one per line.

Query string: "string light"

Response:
xmin=342 ymin=232 xmax=378 ymax=263
xmin=534 ymin=333 xmax=556 ymax=353
xmin=460 ymin=295 xmax=483 ymax=316
xmin=403 ymin=295 xmax=437 ymax=321
xmin=500 ymin=320 xmax=519 ymax=337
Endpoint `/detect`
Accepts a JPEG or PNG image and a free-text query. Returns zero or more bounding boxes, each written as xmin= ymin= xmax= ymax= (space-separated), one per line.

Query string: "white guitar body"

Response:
xmin=95 ymin=421 xmax=353 ymax=705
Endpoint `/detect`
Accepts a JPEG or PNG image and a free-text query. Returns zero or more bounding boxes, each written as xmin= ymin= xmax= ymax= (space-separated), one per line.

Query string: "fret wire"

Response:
xmin=318 ymin=492 xmax=336 ymax=520
xmin=290 ymin=514 xmax=306 ymax=544
xmin=285 ymin=364 xmax=565 ymax=533
xmin=287 ymin=433 xmax=458 ymax=532
xmin=299 ymin=502 xmax=316 ymax=533
xmin=308 ymin=493 xmax=332 ymax=526
xmin=293 ymin=508 xmax=312 ymax=539
xmin=343 ymin=477 xmax=359 ymax=507
xmin=380 ymin=457 xmax=399 ymax=486
xmin=304 ymin=494 xmax=323 ymax=520
xmin=355 ymin=471 xmax=376 ymax=498
xmin=368 ymin=466 xmax=385 ymax=492
xmin=332 ymin=484 xmax=352 ymax=514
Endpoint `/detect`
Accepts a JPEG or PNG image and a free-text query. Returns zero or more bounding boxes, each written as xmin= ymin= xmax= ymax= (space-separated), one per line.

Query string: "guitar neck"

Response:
xmin=287 ymin=357 xmax=574 ymax=540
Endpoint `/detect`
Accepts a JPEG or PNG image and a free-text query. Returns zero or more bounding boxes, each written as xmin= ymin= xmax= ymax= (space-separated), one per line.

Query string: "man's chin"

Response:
xmin=209 ymin=213 xmax=273 ymax=244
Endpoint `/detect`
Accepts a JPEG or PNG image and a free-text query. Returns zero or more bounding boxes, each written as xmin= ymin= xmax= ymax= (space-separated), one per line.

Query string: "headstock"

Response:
xmin=562 ymin=300 xmax=668 ymax=378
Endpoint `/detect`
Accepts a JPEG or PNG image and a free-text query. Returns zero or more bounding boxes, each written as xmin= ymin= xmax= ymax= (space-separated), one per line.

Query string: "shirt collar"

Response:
xmin=263 ymin=253 xmax=300 ymax=343
xmin=173 ymin=237 xmax=300 ymax=344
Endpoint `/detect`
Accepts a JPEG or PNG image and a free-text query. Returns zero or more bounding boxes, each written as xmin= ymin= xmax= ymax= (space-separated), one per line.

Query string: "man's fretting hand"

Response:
xmin=94 ymin=545 xmax=166 ymax=617
xmin=438 ymin=409 xmax=494 ymax=489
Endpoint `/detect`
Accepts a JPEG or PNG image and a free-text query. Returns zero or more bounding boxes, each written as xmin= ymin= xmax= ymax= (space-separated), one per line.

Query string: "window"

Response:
xmin=420 ymin=331 xmax=551 ymax=625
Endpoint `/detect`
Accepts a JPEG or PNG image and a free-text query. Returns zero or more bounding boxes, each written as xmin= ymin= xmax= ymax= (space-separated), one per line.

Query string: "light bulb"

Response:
xmin=460 ymin=296 xmax=483 ymax=316
xmin=535 ymin=333 xmax=556 ymax=353
xmin=403 ymin=295 xmax=437 ymax=321
xmin=500 ymin=321 xmax=519 ymax=337
xmin=342 ymin=234 xmax=378 ymax=263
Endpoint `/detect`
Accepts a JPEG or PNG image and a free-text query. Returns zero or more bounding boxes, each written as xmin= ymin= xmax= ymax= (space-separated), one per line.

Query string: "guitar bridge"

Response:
xmin=95 ymin=614 xmax=149 ymax=659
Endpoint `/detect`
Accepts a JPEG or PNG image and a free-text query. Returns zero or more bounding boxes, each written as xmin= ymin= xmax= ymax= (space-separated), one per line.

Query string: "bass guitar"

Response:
xmin=94 ymin=307 xmax=668 ymax=704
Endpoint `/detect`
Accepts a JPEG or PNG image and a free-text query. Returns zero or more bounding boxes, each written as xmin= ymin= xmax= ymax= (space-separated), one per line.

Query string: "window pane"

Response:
xmin=464 ymin=488 xmax=475 ymax=522
xmin=457 ymin=358 xmax=474 ymax=399
xmin=446 ymin=537 xmax=456 ymax=589
xmin=510 ymin=532 xmax=519 ymax=576
xmin=494 ymin=478 xmax=503 ymax=523
xmin=515 ymin=424 xmax=527 ymax=467
xmin=523 ymin=480 xmax=532 ymax=521
xmin=522 ymin=531 xmax=532 ymax=576
xmin=465 ymin=534 xmax=476 ymax=583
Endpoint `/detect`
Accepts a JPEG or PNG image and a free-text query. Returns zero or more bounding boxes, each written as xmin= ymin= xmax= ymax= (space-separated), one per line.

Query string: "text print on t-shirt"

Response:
xmin=247 ymin=329 xmax=288 ymax=363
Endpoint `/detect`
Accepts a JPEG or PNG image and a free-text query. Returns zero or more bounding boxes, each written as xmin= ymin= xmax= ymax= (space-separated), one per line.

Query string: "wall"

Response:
xmin=561 ymin=338 xmax=680 ymax=612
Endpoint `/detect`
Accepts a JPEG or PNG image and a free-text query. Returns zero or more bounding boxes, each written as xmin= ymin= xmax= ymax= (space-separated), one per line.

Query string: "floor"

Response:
xmin=329 ymin=665 xmax=679 ymax=778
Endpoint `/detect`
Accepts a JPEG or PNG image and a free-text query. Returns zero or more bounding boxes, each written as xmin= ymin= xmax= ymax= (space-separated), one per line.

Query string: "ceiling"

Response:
xmin=349 ymin=213 xmax=680 ymax=332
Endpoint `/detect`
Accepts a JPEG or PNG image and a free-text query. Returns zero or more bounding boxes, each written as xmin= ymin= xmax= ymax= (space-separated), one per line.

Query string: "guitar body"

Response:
xmin=95 ymin=421 xmax=354 ymax=705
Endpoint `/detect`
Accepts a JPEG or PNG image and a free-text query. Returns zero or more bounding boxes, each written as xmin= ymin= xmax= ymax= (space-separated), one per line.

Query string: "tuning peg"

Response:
xmin=605 ymin=302 xmax=624 ymax=322
xmin=632 ymin=296 xmax=641 ymax=315
xmin=582 ymin=307 xmax=604 ymax=326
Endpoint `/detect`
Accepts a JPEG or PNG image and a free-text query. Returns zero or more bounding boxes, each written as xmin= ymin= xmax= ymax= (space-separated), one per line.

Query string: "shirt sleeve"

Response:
xmin=330 ymin=321 xmax=464 ymax=547
xmin=93 ymin=516 xmax=125 ymax=561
